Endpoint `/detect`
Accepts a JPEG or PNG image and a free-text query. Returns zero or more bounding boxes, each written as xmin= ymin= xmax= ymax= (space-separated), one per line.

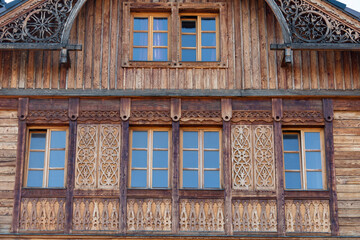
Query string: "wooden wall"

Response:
xmin=0 ymin=0 xmax=359 ymax=91
xmin=0 ymin=110 xmax=17 ymax=233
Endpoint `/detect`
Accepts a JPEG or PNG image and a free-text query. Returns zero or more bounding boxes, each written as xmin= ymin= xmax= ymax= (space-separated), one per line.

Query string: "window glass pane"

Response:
xmin=50 ymin=131 xmax=66 ymax=148
xmin=183 ymin=131 xmax=198 ymax=148
xmin=132 ymin=131 xmax=148 ymax=148
xmin=131 ymin=150 xmax=147 ymax=168
xmin=307 ymin=172 xmax=323 ymax=189
xmin=283 ymin=134 xmax=299 ymax=151
xmin=133 ymin=48 xmax=148 ymax=61
xmin=285 ymin=172 xmax=301 ymax=189
xmin=30 ymin=133 xmax=46 ymax=150
xmin=131 ymin=170 xmax=147 ymax=188
xmin=181 ymin=35 xmax=196 ymax=48
xmin=133 ymin=33 xmax=148 ymax=46
xmin=153 ymin=131 xmax=168 ymax=149
xmin=183 ymin=150 xmax=198 ymax=168
xmin=153 ymin=18 xmax=168 ymax=31
xmin=28 ymin=152 xmax=45 ymax=168
xmin=153 ymin=33 xmax=168 ymax=46
xmin=204 ymin=131 xmax=219 ymax=149
xmin=306 ymin=152 xmax=322 ymax=170
xmin=134 ymin=18 xmax=148 ymax=31
xmin=305 ymin=132 xmax=321 ymax=150
xmin=201 ymin=18 xmax=216 ymax=31
xmin=183 ymin=170 xmax=198 ymax=188
xmin=153 ymin=150 xmax=168 ymax=168
xmin=27 ymin=170 xmax=43 ymax=187
xmin=201 ymin=48 xmax=216 ymax=61
xmin=153 ymin=48 xmax=168 ymax=61
xmin=201 ymin=33 xmax=216 ymax=47
xmin=204 ymin=171 xmax=220 ymax=188
xmin=204 ymin=151 xmax=219 ymax=169
xmin=182 ymin=20 xmax=196 ymax=33
xmin=48 ymin=170 xmax=64 ymax=188
xmin=49 ymin=150 xmax=65 ymax=168
xmin=182 ymin=49 xmax=196 ymax=61
xmin=152 ymin=170 xmax=168 ymax=188
xmin=284 ymin=153 xmax=300 ymax=170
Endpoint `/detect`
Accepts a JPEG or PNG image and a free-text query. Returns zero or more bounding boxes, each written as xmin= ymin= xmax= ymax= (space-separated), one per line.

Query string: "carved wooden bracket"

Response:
xmin=171 ymin=98 xmax=181 ymax=122
xmin=68 ymin=98 xmax=79 ymax=121
xmin=221 ymin=98 xmax=232 ymax=122
xmin=272 ymin=98 xmax=283 ymax=122
xmin=120 ymin=98 xmax=131 ymax=121
xmin=323 ymin=98 xmax=334 ymax=122
xmin=18 ymin=98 xmax=29 ymax=121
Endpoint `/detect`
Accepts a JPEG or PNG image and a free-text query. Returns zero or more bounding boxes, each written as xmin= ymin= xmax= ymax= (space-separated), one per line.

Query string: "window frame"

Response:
xmin=23 ymin=127 xmax=69 ymax=188
xmin=128 ymin=127 xmax=171 ymax=189
xmin=282 ymin=128 xmax=327 ymax=191
xmin=180 ymin=128 xmax=222 ymax=189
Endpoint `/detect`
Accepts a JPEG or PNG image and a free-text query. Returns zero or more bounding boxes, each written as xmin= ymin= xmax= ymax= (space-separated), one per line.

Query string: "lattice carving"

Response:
xmin=27 ymin=110 xmax=69 ymax=122
xmin=181 ymin=110 xmax=222 ymax=123
xmin=275 ymin=0 xmax=360 ymax=43
xmin=127 ymin=199 xmax=172 ymax=231
xmin=285 ymin=200 xmax=330 ymax=233
xmin=232 ymin=111 xmax=273 ymax=123
xmin=72 ymin=198 xmax=119 ymax=231
xmin=283 ymin=111 xmax=324 ymax=123
xmin=232 ymin=200 xmax=277 ymax=232
xmin=20 ymin=198 xmax=65 ymax=231
xmin=253 ymin=126 xmax=275 ymax=191
xmin=130 ymin=110 xmax=171 ymax=122
xmin=0 ymin=0 xmax=75 ymax=43
xmin=232 ymin=125 xmax=253 ymax=190
xmin=78 ymin=111 xmax=120 ymax=123
xmin=179 ymin=199 xmax=224 ymax=232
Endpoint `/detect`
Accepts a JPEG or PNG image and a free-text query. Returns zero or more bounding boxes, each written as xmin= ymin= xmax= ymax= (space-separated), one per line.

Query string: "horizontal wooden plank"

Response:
xmin=0 ymin=215 xmax=11 ymax=224
xmin=335 ymin=160 xmax=360 ymax=169
xmin=334 ymin=100 xmax=360 ymax=111
xmin=334 ymin=128 xmax=360 ymax=136
xmin=0 ymin=181 xmax=14 ymax=191
xmin=336 ymin=185 xmax=360 ymax=193
xmin=0 ymin=167 xmax=15 ymax=175
xmin=336 ymin=168 xmax=360 ymax=176
xmin=0 ymin=206 xmax=12 ymax=216
xmin=0 ymin=119 xmax=18 ymax=127
xmin=334 ymin=145 xmax=360 ymax=151
xmin=339 ymin=217 xmax=360 ymax=226
xmin=0 ymin=127 xmax=18 ymax=134
xmin=0 ymin=99 xmax=17 ymax=110
xmin=339 ymin=209 xmax=360 ymax=218
xmin=339 ymin=226 xmax=360 ymax=236
xmin=338 ymin=201 xmax=360 ymax=209
xmin=337 ymin=176 xmax=360 ymax=185
xmin=0 ymin=135 xmax=17 ymax=142
xmin=338 ymin=192 xmax=360 ymax=201
xmin=0 ymin=198 xmax=13 ymax=207
xmin=0 ymin=150 xmax=16 ymax=158
xmin=334 ymin=120 xmax=360 ymax=128
xmin=0 ymin=142 xmax=17 ymax=150
xmin=334 ymin=111 xmax=360 ymax=120
xmin=0 ymin=191 xmax=14 ymax=199
xmin=0 ymin=111 xmax=17 ymax=119
xmin=335 ymin=151 xmax=360 ymax=160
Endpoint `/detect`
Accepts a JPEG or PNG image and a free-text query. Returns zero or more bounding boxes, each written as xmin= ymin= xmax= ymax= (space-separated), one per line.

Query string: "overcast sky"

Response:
xmin=337 ymin=0 xmax=360 ymax=12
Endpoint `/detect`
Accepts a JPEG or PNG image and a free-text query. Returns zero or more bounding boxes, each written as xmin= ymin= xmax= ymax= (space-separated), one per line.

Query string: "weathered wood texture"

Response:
xmin=333 ymin=109 xmax=360 ymax=236
xmin=0 ymin=0 xmax=359 ymax=91
xmin=0 ymin=110 xmax=18 ymax=233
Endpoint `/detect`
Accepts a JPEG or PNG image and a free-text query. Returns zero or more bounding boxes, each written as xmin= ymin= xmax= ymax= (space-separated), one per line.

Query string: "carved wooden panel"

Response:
xmin=73 ymin=198 xmax=120 ymax=231
xmin=181 ymin=110 xmax=222 ymax=123
xmin=232 ymin=111 xmax=273 ymax=123
xmin=232 ymin=200 xmax=277 ymax=232
xmin=179 ymin=199 xmax=224 ymax=232
xmin=282 ymin=111 xmax=324 ymax=124
xmin=285 ymin=200 xmax=330 ymax=233
xmin=75 ymin=124 xmax=121 ymax=189
xmin=20 ymin=198 xmax=65 ymax=231
xmin=127 ymin=199 xmax=172 ymax=231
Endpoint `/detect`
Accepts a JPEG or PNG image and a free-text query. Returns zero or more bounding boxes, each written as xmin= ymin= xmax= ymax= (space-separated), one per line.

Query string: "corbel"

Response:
xmin=323 ymin=98 xmax=334 ymax=122
xmin=171 ymin=98 xmax=181 ymax=122
xmin=18 ymin=98 xmax=29 ymax=121
xmin=68 ymin=98 xmax=79 ymax=121
xmin=281 ymin=47 xmax=293 ymax=67
xmin=272 ymin=98 xmax=283 ymax=122
xmin=120 ymin=98 xmax=131 ymax=121
xmin=221 ymin=98 xmax=232 ymax=122
xmin=60 ymin=48 xmax=70 ymax=66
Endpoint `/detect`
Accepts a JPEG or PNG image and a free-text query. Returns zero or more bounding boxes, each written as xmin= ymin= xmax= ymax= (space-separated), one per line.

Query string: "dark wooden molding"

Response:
xmin=179 ymin=190 xmax=224 ymax=199
xmin=127 ymin=189 xmax=172 ymax=198
xmin=73 ymin=189 xmax=120 ymax=197
xmin=271 ymin=43 xmax=360 ymax=51
xmin=323 ymin=98 xmax=339 ymax=236
xmin=18 ymin=97 xmax=28 ymax=121
xmin=171 ymin=98 xmax=181 ymax=122
xmin=284 ymin=191 xmax=330 ymax=200
xmin=68 ymin=98 xmax=79 ymax=121
xmin=223 ymin=120 xmax=232 ymax=235
xmin=21 ymin=189 xmax=67 ymax=198
xmin=0 ymin=98 xmax=18 ymax=110
xmin=0 ymin=43 xmax=82 ymax=50
xmin=119 ymin=121 xmax=129 ymax=234
xmin=221 ymin=99 xmax=232 ymax=122
xmin=171 ymin=121 xmax=180 ymax=234
xmin=120 ymin=98 xmax=131 ymax=121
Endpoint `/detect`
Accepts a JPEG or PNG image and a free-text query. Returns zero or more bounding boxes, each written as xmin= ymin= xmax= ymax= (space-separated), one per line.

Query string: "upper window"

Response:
xmin=129 ymin=128 xmax=170 ymax=188
xmin=24 ymin=128 xmax=68 ymax=188
xmin=131 ymin=13 xmax=170 ymax=61
xmin=282 ymin=129 xmax=326 ymax=190
xmin=180 ymin=14 xmax=219 ymax=62
xmin=181 ymin=129 xmax=221 ymax=189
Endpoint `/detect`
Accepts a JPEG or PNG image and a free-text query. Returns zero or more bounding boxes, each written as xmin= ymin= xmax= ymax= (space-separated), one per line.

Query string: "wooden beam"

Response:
xmin=223 ymin=120 xmax=232 ymax=235
xmin=0 ymin=44 xmax=82 ymax=50
xmin=264 ymin=0 xmax=291 ymax=43
xmin=171 ymin=121 xmax=180 ymax=234
xmin=119 ymin=120 xmax=129 ymax=234
xmin=271 ymin=43 xmax=360 ymax=51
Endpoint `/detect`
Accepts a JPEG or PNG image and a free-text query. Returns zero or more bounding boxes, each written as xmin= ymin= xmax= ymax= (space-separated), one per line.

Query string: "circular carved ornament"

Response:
xmin=23 ymin=9 xmax=61 ymax=41
xmin=292 ymin=11 xmax=330 ymax=42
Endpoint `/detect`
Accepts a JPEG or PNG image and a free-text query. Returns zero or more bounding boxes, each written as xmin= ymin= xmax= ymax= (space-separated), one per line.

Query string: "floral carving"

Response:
xmin=130 ymin=110 xmax=171 ymax=122
xmin=27 ymin=110 xmax=68 ymax=122
xmin=181 ymin=110 xmax=222 ymax=123
xmin=78 ymin=111 xmax=120 ymax=123
xmin=232 ymin=111 xmax=273 ymax=123
xmin=283 ymin=111 xmax=323 ymax=123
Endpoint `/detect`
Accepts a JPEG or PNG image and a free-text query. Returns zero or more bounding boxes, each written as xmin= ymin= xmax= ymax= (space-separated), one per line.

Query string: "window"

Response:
xmin=131 ymin=13 xmax=170 ymax=61
xmin=24 ymin=128 xmax=68 ymax=188
xmin=180 ymin=14 xmax=219 ymax=62
xmin=129 ymin=128 xmax=170 ymax=188
xmin=181 ymin=129 xmax=221 ymax=189
xmin=282 ymin=129 xmax=326 ymax=190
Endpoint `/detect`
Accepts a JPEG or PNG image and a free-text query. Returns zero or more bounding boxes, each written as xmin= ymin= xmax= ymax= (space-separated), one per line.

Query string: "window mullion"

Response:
xmin=148 ymin=130 xmax=152 ymax=188
xmin=149 ymin=16 xmax=153 ymax=61
xmin=301 ymin=131 xmax=307 ymax=190
xmin=200 ymin=130 xmax=204 ymax=189
xmin=43 ymin=130 xmax=51 ymax=188
xmin=197 ymin=16 xmax=201 ymax=61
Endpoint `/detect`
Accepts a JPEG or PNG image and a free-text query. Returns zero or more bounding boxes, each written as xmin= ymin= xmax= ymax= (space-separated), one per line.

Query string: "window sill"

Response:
xmin=21 ymin=188 xmax=67 ymax=198
xmin=285 ymin=190 xmax=330 ymax=200
xmin=123 ymin=61 xmax=228 ymax=69
xmin=127 ymin=188 xmax=172 ymax=198
xmin=179 ymin=189 xmax=224 ymax=198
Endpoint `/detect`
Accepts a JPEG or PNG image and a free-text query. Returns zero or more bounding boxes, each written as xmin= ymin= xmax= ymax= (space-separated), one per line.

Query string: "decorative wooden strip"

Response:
xmin=127 ymin=199 xmax=172 ymax=231
xmin=232 ymin=111 xmax=273 ymax=123
xmin=181 ymin=110 xmax=222 ymax=123
xmin=130 ymin=110 xmax=171 ymax=123
xmin=72 ymin=198 xmax=119 ymax=231
xmin=179 ymin=199 xmax=224 ymax=232
xmin=20 ymin=198 xmax=65 ymax=232
xmin=232 ymin=200 xmax=277 ymax=232
xmin=285 ymin=200 xmax=330 ymax=233
xmin=282 ymin=111 xmax=324 ymax=124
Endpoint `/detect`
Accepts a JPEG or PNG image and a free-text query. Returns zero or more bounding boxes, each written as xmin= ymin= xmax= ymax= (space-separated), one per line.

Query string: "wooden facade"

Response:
xmin=0 ymin=0 xmax=360 ymax=239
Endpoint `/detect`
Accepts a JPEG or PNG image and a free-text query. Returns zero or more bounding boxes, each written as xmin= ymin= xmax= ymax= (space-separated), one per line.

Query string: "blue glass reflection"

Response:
xmin=307 ymin=172 xmax=323 ymax=189
xmin=131 ymin=170 xmax=147 ymax=188
xmin=153 ymin=48 xmax=168 ymax=61
xmin=284 ymin=153 xmax=300 ymax=170
xmin=204 ymin=171 xmax=220 ymax=188
xmin=204 ymin=151 xmax=219 ymax=168
xmin=182 ymin=49 xmax=196 ymax=61
xmin=132 ymin=150 xmax=147 ymax=168
xmin=183 ymin=132 xmax=198 ymax=148
xmin=133 ymin=48 xmax=148 ymax=61
xmin=183 ymin=170 xmax=198 ymax=188
xmin=153 ymin=18 xmax=168 ymax=31
xmin=27 ymin=171 xmax=43 ymax=187
xmin=153 ymin=150 xmax=168 ymax=168
xmin=153 ymin=131 xmax=168 ymax=148
xmin=305 ymin=132 xmax=321 ymax=150
xmin=283 ymin=134 xmax=299 ymax=151
xmin=48 ymin=170 xmax=64 ymax=188
xmin=28 ymin=152 xmax=45 ymax=168
xmin=134 ymin=18 xmax=148 ymax=31
xmin=50 ymin=131 xmax=66 ymax=148
xmin=201 ymin=48 xmax=216 ymax=61
xmin=132 ymin=131 xmax=148 ymax=148
xmin=183 ymin=150 xmax=198 ymax=168
xmin=201 ymin=33 xmax=216 ymax=47
xmin=201 ymin=18 xmax=216 ymax=31
xmin=30 ymin=133 xmax=46 ymax=150
xmin=181 ymin=20 xmax=196 ymax=33
xmin=306 ymin=152 xmax=322 ymax=169
xmin=49 ymin=150 xmax=65 ymax=168
xmin=133 ymin=33 xmax=148 ymax=46
xmin=204 ymin=132 xmax=219 ymax=149
xmin=153 ymin=33 xmax=168 ymax=46
xmin=181 ymin=35 xmax=196 ymax=47
xmin=285 ymin=172 xmax=301 ymax=189
xmin=152 ymin=170 xmax=168 ymax=188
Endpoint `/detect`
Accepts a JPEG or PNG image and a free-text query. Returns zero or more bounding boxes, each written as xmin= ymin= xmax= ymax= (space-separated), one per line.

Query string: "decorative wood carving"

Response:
xmin=72 ymin=198 xmax=119 ymax=231
xmin=20 ymin=198 xmax=65 ymax=231
xmin=130 ymin=110 xmax=171 ymax=122
xmin=78 ymin=110 xmax=120 ymax=123
xmin=275 ymin=0 xmax=360 ymax=43
xmin=285 ymin=200 xmax=330 ymax=233
xmin=232 ymin=111 xmax=273 ymax=123
xmin=181 ymin=110 xmax=222 ymax=123
xmin=127 ymin=199 xmax=172 ymax=231
xmin=282 ymin=111 xmax=324 ymax=124
xmin=179 ymin=199 xmax=224 ymax=232
xmin=232 ymin=200 xmax=277 ymax=232
xmin=27 ymin=110 xmax=69 ymax=122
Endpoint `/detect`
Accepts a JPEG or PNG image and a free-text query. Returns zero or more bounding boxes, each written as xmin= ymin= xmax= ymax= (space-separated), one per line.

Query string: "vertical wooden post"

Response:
xmin=65 ymin=98 xmax=79 ymax=233
xmin=120 ymin=120 xmax=129 ymax=233
xmin=323 ymin=98 xmax=339 ymax=236
xmin=272 ymin=98 xmax=285 ymax=236
xmin=12 ymin=98 xmax=28 ymax=233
